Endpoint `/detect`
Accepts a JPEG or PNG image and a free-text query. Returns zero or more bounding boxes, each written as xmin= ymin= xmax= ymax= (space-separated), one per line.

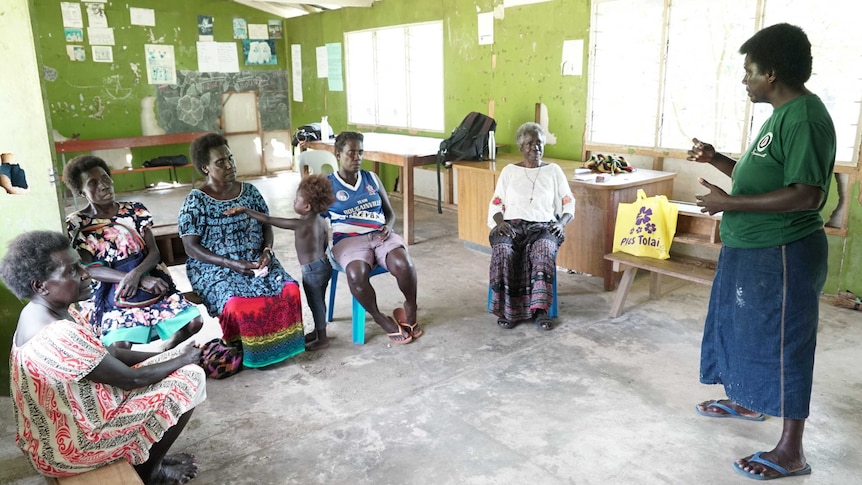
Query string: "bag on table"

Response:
xmin=612 ymin=189 xmax=678 ymax=260
xmin=199 ymin=339 xmax=243 ymax=379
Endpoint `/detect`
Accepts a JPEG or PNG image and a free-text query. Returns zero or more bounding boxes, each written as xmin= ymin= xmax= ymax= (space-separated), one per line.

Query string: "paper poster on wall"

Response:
xmin=478 ymin=12 xmax=494 ymax=45
xmin=243 ymin=39 xmax=277 ymax=65
xmin=92 ymin=45 xmax=113 ymax=63
xmin=326 ymin=43 xmax=343 ymax=91
xmin=233 ymin=18 xmax=248 ymax=39
xmin=560 ymin=39 xmax=583 ymax=76
xmin=64 ymin=28 xmax=83 ymax=43
xmin=268 ymin=20 xmax=283 ymax=39
xmin=248 ymin=24 xmax=268 ymax=40
xmin=145 ymin=44 xmax=176 ymax=85
xmin=60 ymin=2 xmax=83 ymax=28
xmin=198 ymin=15 xmax=213 ymax=41
xmin=315 ymin=46 xmax=328 ymax=78
xmin=67 ymin=45 xmax=86 ymax=61
xmin=129 ymin=7 xmax=155 ymax=27
xmin=197 ymin=42 xmax=239 ymax=73
xmin=86 ymin=3 xmax=108 ymax=28
xmin=87 ymin=28 xmax=114 ymax=46
xmin=291 ymin=44 xmax=303 ymax=102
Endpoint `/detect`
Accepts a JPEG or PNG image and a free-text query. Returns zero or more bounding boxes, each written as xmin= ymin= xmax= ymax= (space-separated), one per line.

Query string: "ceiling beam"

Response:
xmin=264 ymin=0 xmax=374 ymax=7
xmin=232 ymin=0 xmax=308 ymax=18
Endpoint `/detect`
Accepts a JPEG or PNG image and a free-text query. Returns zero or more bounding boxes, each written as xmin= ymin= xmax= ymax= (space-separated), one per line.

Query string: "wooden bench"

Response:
xmin=46 ymin=460 xmax=143 ymax=485
xmin=604 ymin=251 xmax=716 ymax=317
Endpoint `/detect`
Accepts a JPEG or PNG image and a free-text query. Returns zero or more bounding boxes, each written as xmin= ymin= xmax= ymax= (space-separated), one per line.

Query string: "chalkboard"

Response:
xmin=156 ymin=70 xmax=290 ymax=134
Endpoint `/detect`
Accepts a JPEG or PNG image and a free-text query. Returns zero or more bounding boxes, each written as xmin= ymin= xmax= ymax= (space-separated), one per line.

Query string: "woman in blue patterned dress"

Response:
xmin=64 ymin=155 xmax=203 ymax=350
xmin=179 ymin=133 xmax=305 ymax=368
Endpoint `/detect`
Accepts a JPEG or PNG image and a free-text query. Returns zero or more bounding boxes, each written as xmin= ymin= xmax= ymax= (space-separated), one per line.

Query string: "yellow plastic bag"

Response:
xmin=612 ymin=189 xmax=678 ymax=259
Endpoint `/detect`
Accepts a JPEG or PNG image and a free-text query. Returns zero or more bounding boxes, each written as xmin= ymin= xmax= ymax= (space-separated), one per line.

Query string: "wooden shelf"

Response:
xmin=55 ymin=132 xmax=209 ymax=154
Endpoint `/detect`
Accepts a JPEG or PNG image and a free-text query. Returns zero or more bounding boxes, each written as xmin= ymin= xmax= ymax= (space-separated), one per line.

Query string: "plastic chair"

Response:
xmin=327 ymin=254 xmax=389 ymax=345
xmin=297 ymin=149 xmax=338 ymax=176
xmin=487 ymin=266 xmax=559 ymax=318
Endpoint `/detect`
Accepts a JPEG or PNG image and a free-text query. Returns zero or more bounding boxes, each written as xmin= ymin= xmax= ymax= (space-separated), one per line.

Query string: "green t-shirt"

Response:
xmin=721 ymin=95 xmax=836 ymax=249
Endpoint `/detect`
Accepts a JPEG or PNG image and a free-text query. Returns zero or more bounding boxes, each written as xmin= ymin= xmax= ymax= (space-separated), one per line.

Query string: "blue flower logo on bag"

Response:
xmin=631 ymin=206 xmax=657 ymax=235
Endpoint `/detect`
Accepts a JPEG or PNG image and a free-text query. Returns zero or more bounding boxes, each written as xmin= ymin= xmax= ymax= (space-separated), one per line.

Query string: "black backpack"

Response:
xmin=436 ymin=112 xmax=496 ymax=213
xmin=291 ymin=123 xmax=322 ymax=147
xmin=143 ymin=154 xmax=189 ymax=167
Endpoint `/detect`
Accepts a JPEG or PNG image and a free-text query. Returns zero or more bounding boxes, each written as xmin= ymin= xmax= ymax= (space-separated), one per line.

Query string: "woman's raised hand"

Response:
xmin=687 ymin=138 xmax=716 ymax=163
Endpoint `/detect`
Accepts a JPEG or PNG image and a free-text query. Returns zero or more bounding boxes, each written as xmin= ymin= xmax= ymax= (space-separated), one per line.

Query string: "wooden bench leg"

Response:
xmin=649 ymin=272 xmax=662 ymax=299
xmin=609 ymin=267 xmax=638 ymax=318
xmin=48 ymin=459 xmax=143 ymax=485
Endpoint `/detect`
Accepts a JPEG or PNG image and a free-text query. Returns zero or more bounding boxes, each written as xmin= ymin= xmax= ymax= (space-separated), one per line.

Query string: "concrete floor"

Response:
xmin=2 ymin=172 xmax=861 ymax=484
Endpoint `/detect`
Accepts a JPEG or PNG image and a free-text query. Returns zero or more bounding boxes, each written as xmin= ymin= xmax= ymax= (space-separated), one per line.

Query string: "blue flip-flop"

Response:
xmin=694 ymin=400 xmax=765 ymax=421
xmin=733 ymin=451 xmax=812 ymax=480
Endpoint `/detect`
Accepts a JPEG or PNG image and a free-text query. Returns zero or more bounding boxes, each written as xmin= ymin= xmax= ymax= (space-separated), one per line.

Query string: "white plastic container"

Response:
xmin=488 ymin=130 xmax=496 ymax=160
xmin=320 ymin=116 xmax=333 ymax=140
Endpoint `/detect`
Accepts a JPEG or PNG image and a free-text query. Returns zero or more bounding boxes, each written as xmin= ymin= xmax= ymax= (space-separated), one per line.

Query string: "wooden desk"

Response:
xmin=308 ymin=133 xmax=446 ymax=245
xmin=453 ymin=154 xmax=676 ymax=290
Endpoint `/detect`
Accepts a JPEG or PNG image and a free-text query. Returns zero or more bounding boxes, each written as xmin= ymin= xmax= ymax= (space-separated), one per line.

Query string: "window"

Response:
xmin=345 ymin=21 xmax=444 ymax=132
xmin=588 ymin=0 xmax=862 ymax=165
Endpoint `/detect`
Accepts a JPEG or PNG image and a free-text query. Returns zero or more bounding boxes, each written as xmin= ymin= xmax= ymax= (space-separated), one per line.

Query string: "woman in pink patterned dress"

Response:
xmin=0 ymin=231 xmax=206 ymax=484
xmin=64 ymin=155 xmax=202 ymax=350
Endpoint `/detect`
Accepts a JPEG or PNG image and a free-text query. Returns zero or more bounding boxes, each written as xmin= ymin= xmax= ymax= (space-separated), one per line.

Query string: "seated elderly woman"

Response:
xmin=63 ymin=155 xmax=203 ymax=350
xmin=488 ymin=122 xmax=575 ymax=330
xmin=326 ymin=131 xmax=421 ymax=344
xmin=0 ymin=230 xmax=205 ymax=484
xmin=180 ymin=133 xmax=305 ymax=367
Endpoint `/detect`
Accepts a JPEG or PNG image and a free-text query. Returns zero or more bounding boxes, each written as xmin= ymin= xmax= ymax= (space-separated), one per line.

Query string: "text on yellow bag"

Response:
xmin=612 ymin=189 xmax=678 ymax=259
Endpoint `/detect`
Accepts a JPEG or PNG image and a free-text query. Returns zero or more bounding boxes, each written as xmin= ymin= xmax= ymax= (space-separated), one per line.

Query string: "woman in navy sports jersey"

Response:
xmin=326 ymin=131 xmax=421 ymax=344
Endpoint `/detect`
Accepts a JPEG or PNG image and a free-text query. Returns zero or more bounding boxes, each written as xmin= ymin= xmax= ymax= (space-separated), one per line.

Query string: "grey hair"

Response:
xmin=0 ymin=231 xmax=71 ymax=299
xmin=514 ymin=122 xmax=546 ymax=146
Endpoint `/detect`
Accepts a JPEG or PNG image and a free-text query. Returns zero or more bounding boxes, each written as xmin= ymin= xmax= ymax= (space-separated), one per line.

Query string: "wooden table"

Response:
xmin=453 ymin=154 xmax=676 ymax=290
xmin=308 ymin=133 xmax=447 ymax=245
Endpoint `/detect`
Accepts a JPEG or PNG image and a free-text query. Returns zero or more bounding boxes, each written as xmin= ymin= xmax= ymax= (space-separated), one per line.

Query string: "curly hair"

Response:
xmin=190 ymin=133 xmax=228 ymax=174
xmin=62 ymin=155 xmax=111 ymax=194
xmin=514 ymin=122 xmax=545 ymax=146
xmin=334 ymin=131 xmax=363 ymax=156
xmin=298 ymin=174 xmax=336 ymax=214
xmin=740 ymin=23 xmax=812 ymax=88
xmin=0 ymin=231 xmax=71 ymax=299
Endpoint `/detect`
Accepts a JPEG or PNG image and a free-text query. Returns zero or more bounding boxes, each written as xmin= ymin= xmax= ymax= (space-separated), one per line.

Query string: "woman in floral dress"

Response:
xmin=64 ymin=155 xmax=203 ymax=350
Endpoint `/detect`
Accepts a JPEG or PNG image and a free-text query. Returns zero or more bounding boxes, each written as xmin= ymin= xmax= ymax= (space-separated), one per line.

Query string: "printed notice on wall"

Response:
xmin=60 ymin=2 xmax=83 ymax=28
xmin=248 ymin=23 xmax=268 ymax=40
xmin=326 ymin=43 xmax=343 ymax=91
xmin=291 ymin=44 xmax=303 ymax=102
xmin=478 ymin=12 xmax=494 ymax=45
xmin=197 ymin=42 xmax=239 ymax=73
xmin=86 ymin=3 xmax=108 ymax=28
xmin=92 ymin=45 xmax=113 ymax=63
xmin=145 ymin=44 xmax=176 ymax=85
xmin=315 ymin=46 xmax=328 ymax=78
xmin=561 ymin=39 xmax=583 ymax=76
xmin=130 ymin=7 xmax=155 ymax=27
xmin=87 ymin=27 xmax=115 ymax=46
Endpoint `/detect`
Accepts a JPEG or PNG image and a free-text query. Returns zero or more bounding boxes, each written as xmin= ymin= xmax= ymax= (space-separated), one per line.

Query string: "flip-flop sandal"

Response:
xmin=535 ymin=314 xmax=553 ymax=331
xmin=695 ymin=400 xmax=765 ymax=421
xmin=497 ymin=318 xmax=516 ymax=329
xmin=393 ymin=308 xmax=423 ymax=338
xmin=732 ymin=451 xmax=812 ymax=480
xmin=385 ymin=317 xmax=413 ymax=345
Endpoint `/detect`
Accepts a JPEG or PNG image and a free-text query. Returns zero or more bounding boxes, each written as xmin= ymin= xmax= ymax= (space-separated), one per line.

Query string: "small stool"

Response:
xmin=327 ymin=258 xmax=389 ymax=345
xmin=47 ymin=459 xmax=143 ymax=485
xmin=487 ymin=266 xmax=559 ymax=318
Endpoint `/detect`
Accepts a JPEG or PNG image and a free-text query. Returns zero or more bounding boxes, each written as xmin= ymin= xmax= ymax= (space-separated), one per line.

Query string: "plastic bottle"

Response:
xmin=320 ymin=116 xmax=332 ymax=140
xmin=487 ymin=130 xmax=496 ymax=160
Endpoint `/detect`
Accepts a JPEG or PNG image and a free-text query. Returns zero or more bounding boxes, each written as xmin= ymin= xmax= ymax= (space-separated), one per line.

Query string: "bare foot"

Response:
xmin=696 ymin=399 xmax=764 ymax=420
xmin=150 ymin=457 xmax=199 ymax=485
xmin=735 ymin=450 xmax=810 ymax=479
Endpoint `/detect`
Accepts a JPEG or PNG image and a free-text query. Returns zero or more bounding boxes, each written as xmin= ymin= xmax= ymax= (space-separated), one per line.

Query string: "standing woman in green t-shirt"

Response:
xmin=686 ymin=24 xmax=836 ymax=481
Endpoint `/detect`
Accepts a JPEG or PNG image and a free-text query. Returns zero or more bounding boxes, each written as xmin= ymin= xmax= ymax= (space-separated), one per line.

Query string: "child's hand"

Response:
xmin=224 ymin=206 xmax=247 ymax=215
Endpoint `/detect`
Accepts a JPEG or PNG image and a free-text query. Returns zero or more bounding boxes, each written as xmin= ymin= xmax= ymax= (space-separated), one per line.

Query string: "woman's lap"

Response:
xmin=332 ymin=232 xmax=407 ymax=271
xmin=700 ymin=230 xmax=827 ymax=418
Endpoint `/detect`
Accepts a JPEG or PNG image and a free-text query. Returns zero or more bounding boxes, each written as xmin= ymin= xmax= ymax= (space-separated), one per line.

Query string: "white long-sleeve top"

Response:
xmin=487 ymin=163 xmax=575 ymax=227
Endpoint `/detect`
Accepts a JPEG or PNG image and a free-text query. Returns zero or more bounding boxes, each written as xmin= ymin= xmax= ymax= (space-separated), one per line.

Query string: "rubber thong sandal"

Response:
xmin=732 ymin=451 xmax=812 ymax=480
xmin=535 ymin=313 xmax=553 ymax=331
xmin=497 ymin=318 xmax=516 ymax=329
xmin=393 ymin=307 xmax=423 ymax=338
xmin=695 ymin=400 xmax=765 ymax=421
xmin=385 ymin=317 xmax=413 ymax=345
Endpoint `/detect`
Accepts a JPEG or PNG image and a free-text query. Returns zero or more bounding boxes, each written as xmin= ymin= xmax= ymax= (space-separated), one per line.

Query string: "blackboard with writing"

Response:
xmin=156 ymin=70 xmax=290 ymax=134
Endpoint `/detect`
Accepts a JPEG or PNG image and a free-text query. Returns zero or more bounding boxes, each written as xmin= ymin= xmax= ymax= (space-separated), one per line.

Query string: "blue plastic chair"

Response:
xmin=327 ymin=256 xmax=389 ymax=345
xmin=487 ymin=266 xmax=559 ymax=318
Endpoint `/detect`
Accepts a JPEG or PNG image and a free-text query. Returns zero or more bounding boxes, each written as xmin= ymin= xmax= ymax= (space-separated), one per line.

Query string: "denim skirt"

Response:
xmin=699 ymin=229 xmax=827 ymax=419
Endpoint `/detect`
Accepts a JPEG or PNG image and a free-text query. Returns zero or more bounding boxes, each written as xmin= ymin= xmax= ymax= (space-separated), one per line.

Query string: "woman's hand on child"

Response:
xmin=223 ymin=206 xmax=247 ymax=216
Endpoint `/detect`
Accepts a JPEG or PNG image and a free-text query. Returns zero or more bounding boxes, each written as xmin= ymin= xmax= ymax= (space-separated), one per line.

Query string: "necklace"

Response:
xmin=524 ymin=165 xmax=542 ymax=203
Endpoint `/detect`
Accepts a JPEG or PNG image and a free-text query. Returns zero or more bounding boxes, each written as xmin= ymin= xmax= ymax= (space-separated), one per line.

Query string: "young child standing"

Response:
xmin=225 ymin=174 xmax=336 ymax=351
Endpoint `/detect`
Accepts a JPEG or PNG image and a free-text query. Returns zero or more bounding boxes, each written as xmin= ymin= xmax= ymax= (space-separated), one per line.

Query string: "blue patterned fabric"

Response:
xmin=178 ymin=183 xmax=296 ymax=317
